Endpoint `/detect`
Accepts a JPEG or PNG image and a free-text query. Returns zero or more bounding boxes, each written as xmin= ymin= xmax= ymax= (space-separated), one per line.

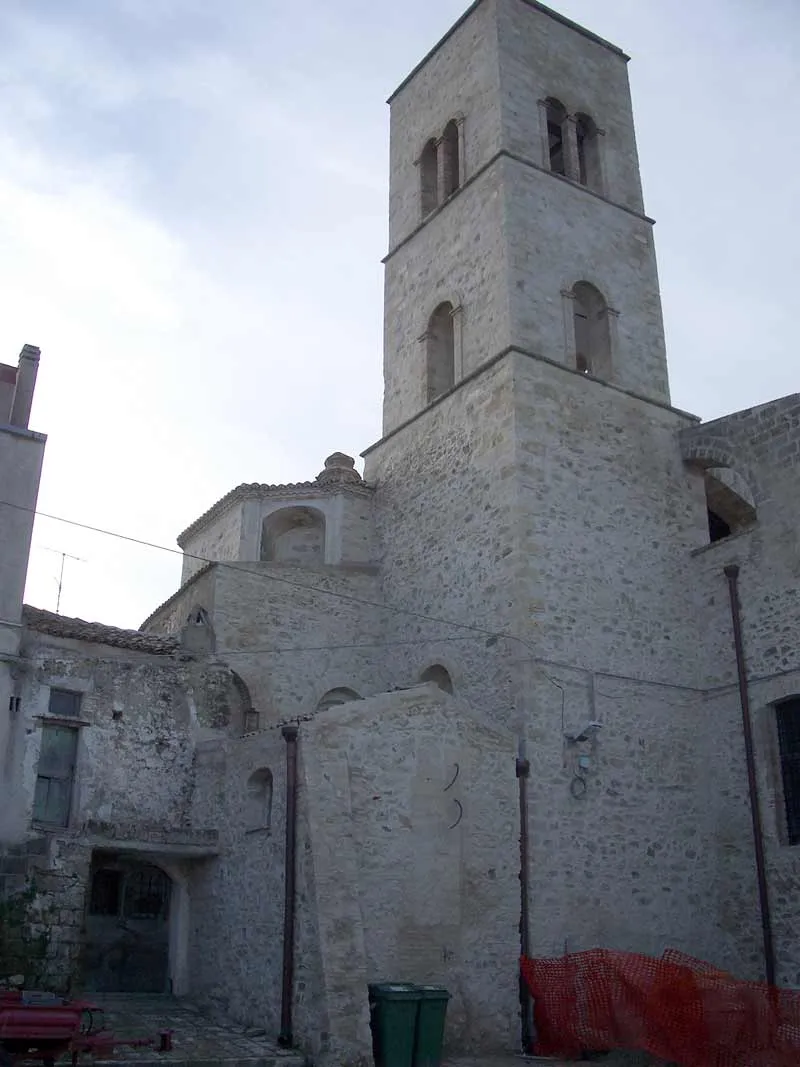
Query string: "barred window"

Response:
xmin=776 ymin=697 xmax=800 ymax=846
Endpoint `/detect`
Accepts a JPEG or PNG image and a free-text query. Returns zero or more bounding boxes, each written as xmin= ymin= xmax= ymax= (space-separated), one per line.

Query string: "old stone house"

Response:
xmin=1 ymin=1 xmax=799 ymax=1064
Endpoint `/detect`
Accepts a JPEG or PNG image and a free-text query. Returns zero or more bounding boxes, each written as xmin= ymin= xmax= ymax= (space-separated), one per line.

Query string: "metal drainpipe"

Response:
xmin=278 ymin=724 xmax=299 ymax=1047
xmin=516 ymin=743 xmax=534 ymax=1052
xmin=723 ymin=564 xmax=776 ymax=985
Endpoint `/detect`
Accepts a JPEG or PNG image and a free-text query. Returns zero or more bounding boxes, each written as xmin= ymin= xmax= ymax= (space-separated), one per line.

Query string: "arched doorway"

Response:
xmin=84 ymin=857 xmax=172 ymax=993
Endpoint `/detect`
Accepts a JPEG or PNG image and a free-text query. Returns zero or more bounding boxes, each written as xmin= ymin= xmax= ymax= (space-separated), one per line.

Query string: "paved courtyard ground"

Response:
xmin=77 ymin=995 xmax=304 ymax=1067
xmin=71 ymin=995 xmax=659 ymax=1067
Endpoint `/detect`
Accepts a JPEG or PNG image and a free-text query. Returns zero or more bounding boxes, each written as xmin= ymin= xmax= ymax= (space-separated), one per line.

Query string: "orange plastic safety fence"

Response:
xmin=521 ymin=949 xmax=800 ymax=1067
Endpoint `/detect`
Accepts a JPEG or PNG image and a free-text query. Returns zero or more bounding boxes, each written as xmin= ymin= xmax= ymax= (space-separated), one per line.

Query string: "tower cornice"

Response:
xmin=383 ymin=148 xmax=655 ymax=264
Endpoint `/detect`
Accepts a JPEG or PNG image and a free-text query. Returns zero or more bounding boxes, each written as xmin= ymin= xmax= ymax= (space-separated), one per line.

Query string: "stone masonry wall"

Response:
xmin=679 ymin=394 xmax=800 ymax=983
xmin=511 ymin=352 xmax=702 ymax=685
xmin=189 ymin=729 xmax=288 ymax=1033
xmin=142 ymin=564 xmax=217 ymax=637
xmin=383 ymin=158 xmax=510 ymax=432
xmin=12 ymin=633 xmax=243 ymax=839
xmin=209 ymin=562 xmax=386 ymax=725
xmin=180 ymin=503 xmax=242 ymax=584
xmin=522 ymin=669 xmax=742 ymax=969
xmin=0 ymin=836 xmax=90 ymax=994
xmin=364 ymin=348 xmax=797 ymax=983
xmin=364 ymin=356 xmax=520 ymax=734
xmin=300 ymin=687 xmax=520 ymax=1062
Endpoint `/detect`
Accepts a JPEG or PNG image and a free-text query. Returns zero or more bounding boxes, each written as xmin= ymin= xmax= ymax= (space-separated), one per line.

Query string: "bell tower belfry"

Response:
xmin=381 ymin=0 xmax=671 ymax=435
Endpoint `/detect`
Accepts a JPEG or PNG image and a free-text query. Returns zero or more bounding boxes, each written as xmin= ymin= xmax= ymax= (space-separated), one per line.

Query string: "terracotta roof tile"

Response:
xmin=22 ymin=605 xmax=180 ymax=655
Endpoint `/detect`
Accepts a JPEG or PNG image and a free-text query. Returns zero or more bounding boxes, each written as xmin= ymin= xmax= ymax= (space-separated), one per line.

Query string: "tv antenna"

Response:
xmin=41 ymin=547 xmax=86 ymax=614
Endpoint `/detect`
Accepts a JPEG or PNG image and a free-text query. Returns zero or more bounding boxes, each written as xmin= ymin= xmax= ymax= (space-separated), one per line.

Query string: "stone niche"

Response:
xmin=177 ymin=453 xmax=375 ymax=583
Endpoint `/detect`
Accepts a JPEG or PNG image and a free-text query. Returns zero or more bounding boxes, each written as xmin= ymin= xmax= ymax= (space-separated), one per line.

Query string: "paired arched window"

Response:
xmin=543 ymin=100 xmax=602 ymax=192
xmin=419 ymin=119 xmax=462 ymax=218
xmin=572 ymin=282 xmax=612 ymax=380
xmin=420 ymin=664 xmax=454 ymax=695
xmin=426 ymin=303 xmax=456 ymax=403
xmin=246 ymin=768 xmax=273 ymax=833
xmin=260 ymin=506 xmax=325 ymax=564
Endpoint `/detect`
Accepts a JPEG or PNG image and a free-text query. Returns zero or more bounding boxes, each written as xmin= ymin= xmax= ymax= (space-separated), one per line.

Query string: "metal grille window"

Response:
xmin=48 ymin=688 xmax=82 ymax=718
xmin=33 ymin=723 xmax=78 ymax=826
xmin=776 ymin=697 xmax=800 ymax=846
xmin=123 ymin=866 xmax=170 ymax=919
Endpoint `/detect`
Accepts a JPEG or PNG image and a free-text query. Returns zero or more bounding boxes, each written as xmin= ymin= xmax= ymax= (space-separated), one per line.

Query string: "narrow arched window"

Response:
xmin=420 ymin=139 xmax=438 ymax=218
xmin=572 ymin=282 xmax=612 ymax=380
xmin=426 ymin=303 xmax=455 ymax=403
xmin=575 ymin=113 xmax=601 ymax=191
xmin=260 ymin=506 xmax=325 ymax=564
xmin=246 ymin=768 xmax=273 ymax=833
xmin=420 ymin=665 xmax=453 ymax=695
xmin=545 ymin=98 xmax=567 ymax=176
xmin=441 ymin=121 xmax=460 ymax=198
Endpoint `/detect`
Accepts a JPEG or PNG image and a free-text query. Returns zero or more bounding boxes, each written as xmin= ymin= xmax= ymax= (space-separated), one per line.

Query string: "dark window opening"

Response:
xmin=707 ymin=508 xmax=731 ymax=543
xmin=420 ymin=138 xmax=438 ymax=217
xmin=426 ymin=302 xmax=456 ymax=403
xmin=545 ymin=98 xmax=568 ymax=176
xmin=703 ymin=469 xmax=756 ymax=544
xmin=441 ymin=120 xmax=460 ymax=198
xmin=90 ymin=869 xmax=123 ymax=916
xmin=48 ymin=688 xmax=82 ymax=718
xmin=572 ymin=281 xmax=612 ymax=381
xmin=547 ymin=121 xmax=565 ymax=175
xmin=575 ymin=113 xmax=601 ymax=191
xmin=776 ymin=697 xmax=800 ymax=846
xmin=420 ymin=664 xmax=454 ymax=694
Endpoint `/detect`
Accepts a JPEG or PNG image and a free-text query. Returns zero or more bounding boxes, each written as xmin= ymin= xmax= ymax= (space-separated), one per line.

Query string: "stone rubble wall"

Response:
xmin=0 ymin=836 xmax=90 ymax=994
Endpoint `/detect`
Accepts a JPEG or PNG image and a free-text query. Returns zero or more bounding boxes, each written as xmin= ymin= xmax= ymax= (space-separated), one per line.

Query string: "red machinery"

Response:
xmin=0 ymin=992 xmax=170 ymax=1066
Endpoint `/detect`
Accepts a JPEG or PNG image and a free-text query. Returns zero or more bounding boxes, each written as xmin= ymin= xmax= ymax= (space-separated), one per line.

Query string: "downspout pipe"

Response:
xmin=723 ymin=564 xmax=776 ymax=985
xmin=278 ymin=724 xmax=299 ymax=1047
xmin=516 ymin=743 xmax=534 ymax=1052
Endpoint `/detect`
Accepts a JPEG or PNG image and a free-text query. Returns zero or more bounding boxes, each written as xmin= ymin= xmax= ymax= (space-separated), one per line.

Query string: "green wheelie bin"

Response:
xmin=368 ymin=983 xmax=421 ymax=1067
xmin=412 ymin=986 xmax=450 ymax=1067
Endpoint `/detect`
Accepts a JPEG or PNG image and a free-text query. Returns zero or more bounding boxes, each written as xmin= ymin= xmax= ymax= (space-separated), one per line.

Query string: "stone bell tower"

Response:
xmin=365 ymin=0 xmax=712 ymax=963
xmin=380 ymin=0 xmax=671 ymax=436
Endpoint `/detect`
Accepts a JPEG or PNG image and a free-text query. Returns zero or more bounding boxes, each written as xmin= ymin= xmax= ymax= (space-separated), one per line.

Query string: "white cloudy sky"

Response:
xmin=3 ymin=0 xmax=797 ymax=628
